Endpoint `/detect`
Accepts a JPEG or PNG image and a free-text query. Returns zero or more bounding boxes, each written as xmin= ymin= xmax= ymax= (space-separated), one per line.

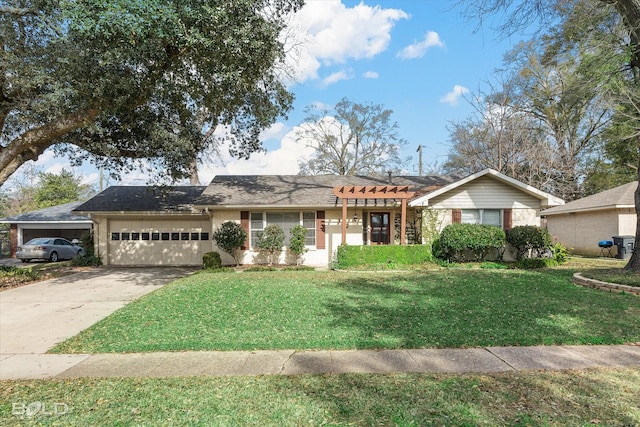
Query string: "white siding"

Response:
xmin=429 ymin=176 xmax=541 ymax=209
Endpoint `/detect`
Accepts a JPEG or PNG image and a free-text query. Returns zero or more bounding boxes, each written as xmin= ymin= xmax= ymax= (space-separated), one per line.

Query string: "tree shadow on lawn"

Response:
xmin=2 ymin=369 xmax=639 ymax=425
xmin=324 ymin=270 xmax=640 ymax=349
xmin=281 ymin=368 xmax=640 ymax=426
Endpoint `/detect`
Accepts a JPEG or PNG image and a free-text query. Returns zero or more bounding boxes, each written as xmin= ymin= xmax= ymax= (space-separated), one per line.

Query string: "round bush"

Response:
xmin=203 ymin=251 xmax=222 ymax=270
xmin=506 ymin=226 xmax=552 ymax=260
xmin=438 ymin=223 xmax=505 ymax=262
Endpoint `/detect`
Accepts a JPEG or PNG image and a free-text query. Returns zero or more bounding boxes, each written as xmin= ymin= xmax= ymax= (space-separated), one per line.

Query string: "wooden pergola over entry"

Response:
xmin=332 ymin=185 xmax=416 ymax=245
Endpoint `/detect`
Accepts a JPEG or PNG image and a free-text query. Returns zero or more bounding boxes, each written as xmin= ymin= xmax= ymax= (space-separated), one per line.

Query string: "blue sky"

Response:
xmin=11 ymin=0 xmax=525 ymax=189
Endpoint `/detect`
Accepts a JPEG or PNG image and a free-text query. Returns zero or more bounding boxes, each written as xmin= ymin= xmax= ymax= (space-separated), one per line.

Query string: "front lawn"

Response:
xmin=52 ymin=266 xmax=640 ymax=353
xmin=1 ymin=368 xmax=639 ymax=425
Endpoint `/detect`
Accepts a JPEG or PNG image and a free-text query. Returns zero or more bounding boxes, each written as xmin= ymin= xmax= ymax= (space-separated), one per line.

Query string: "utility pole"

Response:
xmin=416 ymin=145 xmax=423 ymax=176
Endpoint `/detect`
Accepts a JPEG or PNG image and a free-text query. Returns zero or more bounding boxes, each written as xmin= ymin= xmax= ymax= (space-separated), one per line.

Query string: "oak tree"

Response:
xmin=1 ymin=0 xmax=303 ymax=187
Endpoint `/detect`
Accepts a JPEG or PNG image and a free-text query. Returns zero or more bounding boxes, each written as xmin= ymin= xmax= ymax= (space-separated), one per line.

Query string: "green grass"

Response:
xmin=581 ymin=268 xmax=640 ymax=287
xmin=52 ymin=264 xmax=640 ymax=353
xmin=1 ymin=368 xmax=639 ymax=426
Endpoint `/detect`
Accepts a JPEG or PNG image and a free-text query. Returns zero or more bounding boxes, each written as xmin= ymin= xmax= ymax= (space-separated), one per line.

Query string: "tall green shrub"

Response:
xmin=256 ymin=224 xmax=285 ymax=266
xmin=71 ymin=231 xmax=102 ymax=266
xmin=335 ymin=245 xmax=432 ymax=269
xmin=203 ymin=251 xmax=222 ymax=270
xmin=438 ymin=223 xmax=506 ymax=262
xmin=212 ymin=221 xmax=247 ymax=266
xmin=506 ymin=226 xmax=552 ymax=260
xmin=288 ymin=225 xmax=308 ymax=266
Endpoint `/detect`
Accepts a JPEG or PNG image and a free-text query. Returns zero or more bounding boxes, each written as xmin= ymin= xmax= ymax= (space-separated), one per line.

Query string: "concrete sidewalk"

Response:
xmin=2 ymin=344 xmax=639 ymax=380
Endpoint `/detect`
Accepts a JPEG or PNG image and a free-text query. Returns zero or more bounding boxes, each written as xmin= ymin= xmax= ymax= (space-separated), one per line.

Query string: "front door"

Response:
xmin=370 ymin=212 xmax=390 ymax=245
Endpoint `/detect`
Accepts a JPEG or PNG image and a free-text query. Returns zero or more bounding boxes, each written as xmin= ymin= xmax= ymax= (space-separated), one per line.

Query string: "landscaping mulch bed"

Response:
xmin=0 ymin=265 xmax=96 ymax=291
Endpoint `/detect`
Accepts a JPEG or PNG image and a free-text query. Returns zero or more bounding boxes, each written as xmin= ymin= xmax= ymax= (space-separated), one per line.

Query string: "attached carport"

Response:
xmin=0 ymin=201 xmax=92 ymax=257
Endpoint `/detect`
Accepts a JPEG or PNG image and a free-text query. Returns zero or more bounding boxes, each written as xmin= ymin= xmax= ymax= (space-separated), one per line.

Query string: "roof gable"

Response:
xmin=409 ymin=169 xmax=564 ymax=208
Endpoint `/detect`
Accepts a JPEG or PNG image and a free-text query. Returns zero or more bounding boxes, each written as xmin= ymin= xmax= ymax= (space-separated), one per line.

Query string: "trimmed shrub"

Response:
xmin=506 ymin=226 xmax=552 ymax=260
xmin=71 ymin=232 xmax=102 ymax=266
xmin=438 ymin=223 xmax=506 ymax=262
xmin=256 ymin=224 xmax=285 ymax=265
xmin=334 ymin=244 xmax=432 ymax=269
xmin=551 ymin=242 xmax=569 ymax=264
xmin=288 ymin=225 xmax=308 ymax=266
xmin=212 ymin=221 xmax=247 ymax=266
xmin=516 ymin=258 xmax=558 ymax=269
xmin=203 ymin=251 xmax=222 ymax=270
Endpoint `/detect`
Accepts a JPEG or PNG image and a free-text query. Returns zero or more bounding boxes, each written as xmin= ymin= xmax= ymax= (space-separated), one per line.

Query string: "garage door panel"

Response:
xmin=108 ymin=219 xmax=211 ymax=266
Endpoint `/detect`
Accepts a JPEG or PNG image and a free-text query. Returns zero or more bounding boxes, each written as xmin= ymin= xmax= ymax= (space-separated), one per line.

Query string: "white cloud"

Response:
xmin=440 ymin=85 xmax=469 ymax=106
xmin=397 ymin=31 xmax=444 ymax=59
xmin=199 ymin=126 xmax=315 ymax=179
xmin=259 ymin=122 xmax=288 ymax=141
xmin=322 ymin=69 xmax=353 ymax=87
xmin=363 ymin=71 xmax=379 ymax=79
xmin=283 ymin=1 xmax=408 ymax=83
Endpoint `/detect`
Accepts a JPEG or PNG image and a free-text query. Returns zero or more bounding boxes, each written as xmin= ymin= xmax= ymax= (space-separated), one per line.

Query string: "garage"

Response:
xmin=107 ymin=218 xmax=212 ymax=266
xmin=73 ymin=185 xmax=210 ymax=266
xmin=0 ymin=201 xmax=92 ymax=257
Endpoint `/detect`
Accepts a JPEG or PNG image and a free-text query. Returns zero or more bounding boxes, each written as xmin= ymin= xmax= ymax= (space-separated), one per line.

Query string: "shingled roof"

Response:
xmin=194 ymin=175 xmax=457 ymax=208
xmin=0 ymin=201 xmax=91 ymax=223
xmin=74 ymin=186 xmax=206 ymax=212
xmin=542 ymin=181 xmax=637 ymax=215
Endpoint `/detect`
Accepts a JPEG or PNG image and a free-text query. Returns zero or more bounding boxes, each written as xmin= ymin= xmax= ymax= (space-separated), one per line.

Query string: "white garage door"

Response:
xmin=108 ymin=219 xmax=212 ymax=266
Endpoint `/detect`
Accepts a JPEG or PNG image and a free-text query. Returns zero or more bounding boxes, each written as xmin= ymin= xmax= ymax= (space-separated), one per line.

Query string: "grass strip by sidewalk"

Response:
xmin=52 ymin=269 xmax=640 ymax=353
xmin=2 ymin=368 xmax=639 ymax=426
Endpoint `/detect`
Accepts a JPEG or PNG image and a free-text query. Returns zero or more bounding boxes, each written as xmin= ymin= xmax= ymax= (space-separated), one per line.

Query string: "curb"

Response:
xmin=573 ymin=273 xmax=640 ymax=296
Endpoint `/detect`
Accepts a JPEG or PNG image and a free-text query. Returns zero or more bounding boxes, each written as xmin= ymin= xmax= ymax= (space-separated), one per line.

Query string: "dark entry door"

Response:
xmin=370 ymin=212 xmax=390 ymax=244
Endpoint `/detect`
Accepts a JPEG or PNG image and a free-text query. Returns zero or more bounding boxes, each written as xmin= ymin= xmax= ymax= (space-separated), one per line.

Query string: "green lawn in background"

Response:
xmin=1 ymin=368 xmax=638 ymax=426
xmin=52 ymin=265 xmax=640 ymax=354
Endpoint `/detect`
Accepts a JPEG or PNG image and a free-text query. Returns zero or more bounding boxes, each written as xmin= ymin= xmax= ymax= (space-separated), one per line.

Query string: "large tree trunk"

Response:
xmin=624 ymin=136 xmax=640 ymax=270
xmin=607 ymin=0 xmax=640 ymax=271
xmin=0 ymin=108 xmax=98 ymax=187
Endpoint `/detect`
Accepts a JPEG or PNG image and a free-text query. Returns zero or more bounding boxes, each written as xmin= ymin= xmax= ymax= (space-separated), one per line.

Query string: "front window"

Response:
xmin=250 ymin=211 xmax=316 ymax=248
xmin=462 ymin=209 xmax=502 ymax=227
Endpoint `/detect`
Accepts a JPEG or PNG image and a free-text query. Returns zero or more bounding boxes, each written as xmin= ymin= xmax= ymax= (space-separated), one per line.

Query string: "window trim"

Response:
xmin=249 ymin=211 xmax=317 ymax=249
xmin=461 ymin=209 xmax=503 ymax=228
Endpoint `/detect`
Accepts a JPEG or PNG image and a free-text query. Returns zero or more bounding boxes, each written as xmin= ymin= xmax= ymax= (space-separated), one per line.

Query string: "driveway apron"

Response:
xmin=0 ymin=267 xmax=193 ymax=354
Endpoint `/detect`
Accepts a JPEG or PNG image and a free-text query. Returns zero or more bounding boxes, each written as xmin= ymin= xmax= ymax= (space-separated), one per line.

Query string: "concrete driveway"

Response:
xmin=0 ymin=267 xmax=194 ymax=354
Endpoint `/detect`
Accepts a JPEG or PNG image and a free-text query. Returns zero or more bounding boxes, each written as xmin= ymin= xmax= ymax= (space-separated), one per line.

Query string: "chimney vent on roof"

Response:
xmin=387 ymin=171 xmax=392 ymax=184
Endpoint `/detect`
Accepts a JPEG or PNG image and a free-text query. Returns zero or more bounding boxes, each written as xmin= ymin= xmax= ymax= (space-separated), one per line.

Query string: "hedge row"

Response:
xmin=335 ymin=244 xmax=432 ymax=269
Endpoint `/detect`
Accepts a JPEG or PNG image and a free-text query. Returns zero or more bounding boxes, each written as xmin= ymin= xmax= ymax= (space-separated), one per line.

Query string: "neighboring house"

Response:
xmin=74 ymin=169 xmax=564 ymax=267
xmin=543 ymin=181 xmax=637 ymax=256
xmin=0 ymin=201 xmax=93 ymax=257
